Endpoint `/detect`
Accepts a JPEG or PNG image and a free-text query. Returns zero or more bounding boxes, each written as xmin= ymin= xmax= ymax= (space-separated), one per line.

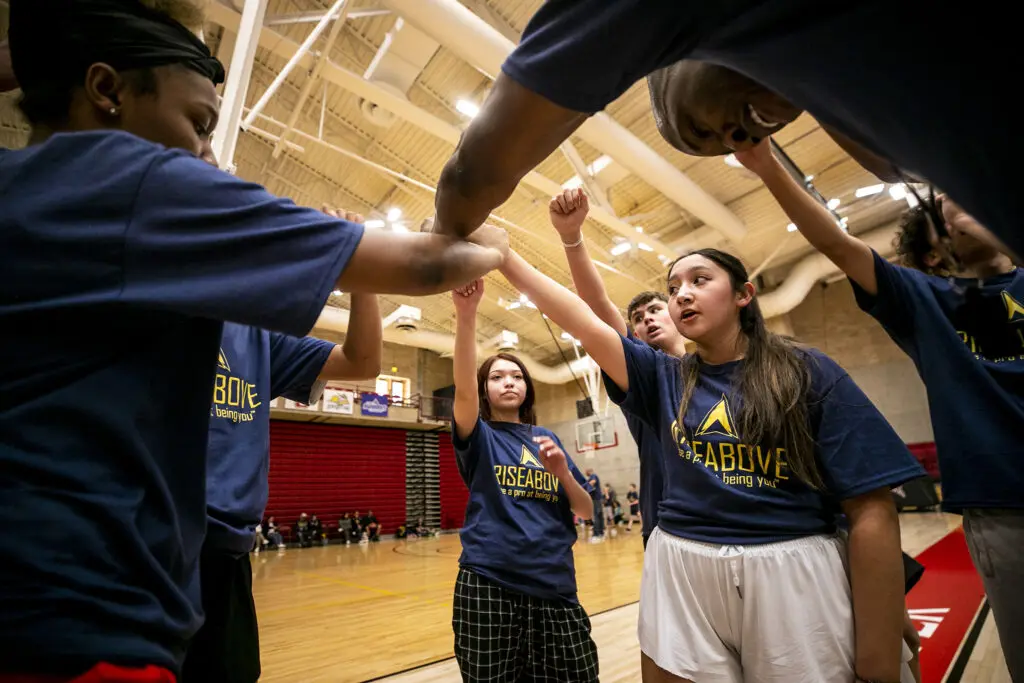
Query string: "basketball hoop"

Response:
xmin=580 ymin=442 xmax=597 ymax=459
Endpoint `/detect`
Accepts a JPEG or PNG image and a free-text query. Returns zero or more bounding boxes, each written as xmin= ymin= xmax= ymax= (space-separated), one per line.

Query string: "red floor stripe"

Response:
xmin=907 ymin=528 xmax=987 ymax=683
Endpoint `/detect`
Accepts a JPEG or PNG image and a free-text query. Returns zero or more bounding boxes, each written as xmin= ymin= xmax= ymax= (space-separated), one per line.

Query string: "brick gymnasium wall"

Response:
xmin=438 ymin=437 xmax=469 ymax=530
xmin=266 ymin=421 xmax=408 ymax=534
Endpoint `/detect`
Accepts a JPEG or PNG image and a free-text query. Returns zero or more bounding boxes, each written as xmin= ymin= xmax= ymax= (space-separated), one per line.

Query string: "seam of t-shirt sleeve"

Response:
xmin=118 ymin=151 xmax=171 ymax=302
xmin=500 ymin=62 xmax=604 ymax=116
xmin=834 ymin=465 xmax=927 ymax=501
xmin=296 ymin=222 xmax=366 ymax=337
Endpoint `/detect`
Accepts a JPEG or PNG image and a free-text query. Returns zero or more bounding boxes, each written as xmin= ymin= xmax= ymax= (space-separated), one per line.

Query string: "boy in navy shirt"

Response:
xmin=0 ymin=2 xmax=507 ymax=679
xmin=548 ymin=189 xmax=686 ymax=549
xmin=431 ymin=1 xmax=1023 ymax=266
xmin=500 ymin=246 xmax=923 ymax=682
xmin=450 ymin=278 xmax=598 ymax=682
xmin=736 ymin=139 xmax=1024 ymax=679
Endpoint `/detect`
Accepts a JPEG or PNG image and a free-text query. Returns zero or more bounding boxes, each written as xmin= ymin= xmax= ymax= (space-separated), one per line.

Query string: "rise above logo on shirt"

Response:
xmin=954 ymin=283 xmax=1024 ymax=363
xmin=492 ymin=445 xmax=563 ymax=504
xmin=211 ymin=345 xmax=261 ymax=424
xmin=670 ymin=394 xmax=790 ymax=491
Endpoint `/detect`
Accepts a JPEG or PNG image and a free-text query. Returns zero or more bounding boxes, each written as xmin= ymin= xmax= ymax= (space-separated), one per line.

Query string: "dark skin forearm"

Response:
xmin=434 ymin=73 xmax=587 ymax=238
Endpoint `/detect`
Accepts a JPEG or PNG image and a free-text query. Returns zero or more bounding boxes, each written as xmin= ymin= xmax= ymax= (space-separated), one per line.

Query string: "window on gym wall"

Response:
xmin=375 ymin=375 xmax=410 ymax=403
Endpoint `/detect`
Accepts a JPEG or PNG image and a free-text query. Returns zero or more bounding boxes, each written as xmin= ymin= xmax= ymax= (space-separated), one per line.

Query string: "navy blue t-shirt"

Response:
xmin=502 ymin=1 xmax=1021 ymax=260
xmin=206 ymin=324 xmax=335 ymax=554
xmin=585 ymin=470 xmax=601 ymax=499
xmin=851 ymin=252 xmax=1024 ymax=511
xmin=454 ymin=419 xmax=588 ymax=604
xmin=0 ymin=131 xmax=363 ymax=673
xmin=606 ymin=337 xmax=925 ymax=543
xmin=602 ymin=337 xmax=665 ymax=540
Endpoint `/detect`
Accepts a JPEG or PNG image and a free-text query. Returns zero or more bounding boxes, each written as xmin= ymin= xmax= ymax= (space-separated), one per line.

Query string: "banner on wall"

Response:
xmin=323 ymin=389 xmax=355 ymax=415
xmin=283 ymin=398 xmax=316 ymax=411
xmin=360 ymin=392 xmax=389 ymax=417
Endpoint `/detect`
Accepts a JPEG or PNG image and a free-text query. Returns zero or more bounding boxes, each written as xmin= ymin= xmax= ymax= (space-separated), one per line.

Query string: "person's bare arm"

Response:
xmin=451 ymin=279 xmax=484 ymax=441
xmin=335 ymin=226 xmax=507 ymax=296
xmin=842 ymin=488 xmax=905 ymax=683
xmin=433 ymin=73 xmax=587 ymax=239
xmin=317 ymin=293 xmax=382 ymax=381
xmin=736 ymin=141 xmax=878 ymax=295
xmin=549 ymin=190 xmax=628 ymax=336
xmin=500 ymin=250 xmax=627 ymax=389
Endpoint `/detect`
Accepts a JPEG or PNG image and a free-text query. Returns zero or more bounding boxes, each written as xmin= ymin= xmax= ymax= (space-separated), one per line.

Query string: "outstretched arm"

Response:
xmin=500 ymin=250 xmax=627 ymax=389
xmin=451 ymin=279 xmax=484 ymax=440
xmin=434 ymin=73 xmax=587 ymax=239
xmin=549 ymin=190 xmax=628 ymax=336
xmin=337 ymin=225 xmax=508 ymax=296
xmin=736 ymin=141 xmax=878 ymax=295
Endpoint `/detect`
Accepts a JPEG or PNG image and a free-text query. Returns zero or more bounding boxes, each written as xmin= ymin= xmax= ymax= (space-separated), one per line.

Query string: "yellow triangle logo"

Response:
xmin=520 ymin=445 xmax=542 ymax=469
xmin=217 ymin=348 xmax=231 ymax=372
xmin=1002 ymin=291 xmax=1024 ymax=322
xmin=695 ymin=396 xmax=738 ymax=439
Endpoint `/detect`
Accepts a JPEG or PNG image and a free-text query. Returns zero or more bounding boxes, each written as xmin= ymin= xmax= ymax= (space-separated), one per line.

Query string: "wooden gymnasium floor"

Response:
xmin=252 ymin=512 xmax=1011 ymax=683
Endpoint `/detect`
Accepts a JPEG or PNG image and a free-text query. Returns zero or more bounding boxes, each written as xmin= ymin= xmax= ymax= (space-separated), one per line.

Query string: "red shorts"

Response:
xmin=0 ymin=664 xmax=175 ymax=683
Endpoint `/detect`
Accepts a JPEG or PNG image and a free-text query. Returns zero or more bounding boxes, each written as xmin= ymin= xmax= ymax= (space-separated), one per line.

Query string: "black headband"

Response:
xmin=10 ymin=0 xmax=225 ymax=92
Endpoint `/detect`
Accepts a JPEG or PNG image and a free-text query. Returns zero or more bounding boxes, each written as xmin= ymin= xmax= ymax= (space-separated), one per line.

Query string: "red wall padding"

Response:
xmin=907 ymin=442 xmax=940 ymax=481
xmin=267 ymin=421 xmax=407 ymax=533
xmin=438 ymin=437 xmax=469 ymax=530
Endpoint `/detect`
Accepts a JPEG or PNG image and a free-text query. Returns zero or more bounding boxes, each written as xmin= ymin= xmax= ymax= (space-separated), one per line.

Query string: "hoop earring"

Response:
xmin=109 ymin=107 xmax=119 ymax=116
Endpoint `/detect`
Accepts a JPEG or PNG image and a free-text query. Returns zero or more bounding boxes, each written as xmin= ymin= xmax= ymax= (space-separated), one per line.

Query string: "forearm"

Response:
xmin=502 ymin=251 xmax=604 ymax=349
xmin=336 ymin=232 xmax=504 ymax=296
xmin=339 ymin=293 xmax=382 ymax=378
xmin=563 ymin=242 xmax=628 ymax=336
xmin=847 ymin=502 xmax=905 ymax=681
xmin=560 ymin=474 xmax=594 ymax=519
xmin=452 ymin=309 xmax=480 ymax=435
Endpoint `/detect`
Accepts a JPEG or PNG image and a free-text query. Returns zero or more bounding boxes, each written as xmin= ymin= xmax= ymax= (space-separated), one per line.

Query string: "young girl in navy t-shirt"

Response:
xmin=449 ymin=279 xmax=599 ymax=682
xmin=501 ymin=248 xmax=924 ymax=683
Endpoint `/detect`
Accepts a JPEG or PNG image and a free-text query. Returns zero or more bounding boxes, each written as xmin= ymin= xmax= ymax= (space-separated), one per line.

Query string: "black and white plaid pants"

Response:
xmin=453 ymin=568 xmax=599 ymax=682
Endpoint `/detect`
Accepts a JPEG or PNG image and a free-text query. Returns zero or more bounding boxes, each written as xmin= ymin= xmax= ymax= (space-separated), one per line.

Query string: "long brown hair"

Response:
xmin=477 ymin=353 xmax=537 ymax=425
xmin=669 ymin=249 xmax=824 ymax=490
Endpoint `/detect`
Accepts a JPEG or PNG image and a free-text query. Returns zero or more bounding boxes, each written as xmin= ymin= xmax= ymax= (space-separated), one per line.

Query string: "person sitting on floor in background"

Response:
xmin=338 ymin=513 xmax=355 ymax=545
xmin=361 ymin=510 xmax=381 ymax=542
xmin=295 ymin=513 xmax=313 ymax=548
xmin=264 ymin=517 xmax=285 ymax=549
xmin=414 ymin=517 xmax=434 ymax=537
xmin=308 ymin=514 xmax=323 ymax=546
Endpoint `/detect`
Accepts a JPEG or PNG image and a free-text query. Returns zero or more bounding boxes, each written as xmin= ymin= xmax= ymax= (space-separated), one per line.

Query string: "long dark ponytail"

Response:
xmin=670 ymin=249 xmax=824 ymax=490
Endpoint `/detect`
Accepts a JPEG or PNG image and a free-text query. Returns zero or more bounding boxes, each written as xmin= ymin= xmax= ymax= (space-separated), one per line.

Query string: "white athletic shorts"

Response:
xmin=638 ymin=527 xmax=915 ymax=683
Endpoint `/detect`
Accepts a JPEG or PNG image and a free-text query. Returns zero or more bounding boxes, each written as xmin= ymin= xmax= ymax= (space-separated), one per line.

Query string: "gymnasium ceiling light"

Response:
xmin=724 ymin=153 xmax=743 ymax=168
xmin=610 ymin=242 xmax=632 ymax=256
xmin=855 ymin=184 xmax=885 ymax=198
xmin=786 ymin=223 xmax=798 ymax=232
xmin=827 ymin=198 xmax=841 ymax=210
xmin=364 ymin=219 xmax=386 ymax=228
xmin=386 ymin=207 xmax=403 ymax=221
xmin=455 ymin=99 xmax=480 ymax=118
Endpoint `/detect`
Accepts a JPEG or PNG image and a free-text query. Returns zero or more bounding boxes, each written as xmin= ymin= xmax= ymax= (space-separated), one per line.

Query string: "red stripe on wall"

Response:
xmin=438 ymin=436 xmax=468 ymax=530
xmin=267 ymin=420 xmax=407 ymax=533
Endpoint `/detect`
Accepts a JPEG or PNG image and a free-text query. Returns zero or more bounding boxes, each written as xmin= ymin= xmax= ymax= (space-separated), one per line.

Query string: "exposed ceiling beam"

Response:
xmin=206 ymin=0 xmax=676 ymax=257
xmin=378 ymin=0 xmax=748 ymax=245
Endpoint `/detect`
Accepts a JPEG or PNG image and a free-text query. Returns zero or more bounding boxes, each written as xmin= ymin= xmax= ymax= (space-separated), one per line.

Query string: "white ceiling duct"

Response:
xmin=378 ymin=0 xmax=748 ymax=244
xmin=205 ymin=1 xmax=673 ymax=254
xmin=312 ymin=224 xmax=896 ymax=384
xmin=758 ymin=225 xmax=896 ymax=318
xmin=313 ymin=307 xmax=597 ymax=384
